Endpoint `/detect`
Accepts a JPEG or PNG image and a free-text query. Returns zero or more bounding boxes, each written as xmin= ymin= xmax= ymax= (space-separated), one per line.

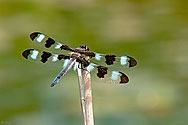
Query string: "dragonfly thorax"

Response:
xmin=74 ymin=45 xmax=91 ymax=56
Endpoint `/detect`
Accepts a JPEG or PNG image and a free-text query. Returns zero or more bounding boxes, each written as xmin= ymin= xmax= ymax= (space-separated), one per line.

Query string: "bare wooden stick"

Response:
xmin=83 ymin=58 xmax=94 ymax=125
xmin=77 ymin=64 xmax=87 ymax=125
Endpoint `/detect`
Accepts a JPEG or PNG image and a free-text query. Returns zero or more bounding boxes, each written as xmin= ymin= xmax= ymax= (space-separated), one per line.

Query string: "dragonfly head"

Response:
xmin=80 ymin=45 xmax=89 ymax=51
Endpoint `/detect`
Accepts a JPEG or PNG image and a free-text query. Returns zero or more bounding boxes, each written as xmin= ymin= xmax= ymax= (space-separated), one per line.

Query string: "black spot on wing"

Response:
xmin=22 ymin=49 xmax=34 ymax=59
xmin=105 ymin=55 xmax=116 ymax=65
xmin=60 ymin=45 xmax=74 ymax=51
xmin=45 ymin=38 xmax=55 ymax=48
xmin=30 ymin=32 xmax=41 ymax=41
xmin=41 ymin=51 xmax=52 ymax=63
xmin=119 ymin=72 xmax=129 ymax=83
xmin=58 ymin=54 xmax=70 ymax=60
xmin=128 ymin=56 xmax=137 ymax=67
xmin=97 ymin=66 xmax=108 ymax=78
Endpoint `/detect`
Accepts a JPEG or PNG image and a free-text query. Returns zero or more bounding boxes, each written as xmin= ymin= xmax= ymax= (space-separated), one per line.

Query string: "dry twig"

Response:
xmin=77 ymin=65 xmax=87 ymax=125
xmin=83 ymin=58 xmax=94 ymax=125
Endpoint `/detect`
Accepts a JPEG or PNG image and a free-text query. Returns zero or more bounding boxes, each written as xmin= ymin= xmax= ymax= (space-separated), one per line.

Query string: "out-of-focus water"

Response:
xmin=0 ymin=0 xmax=188 ymax=125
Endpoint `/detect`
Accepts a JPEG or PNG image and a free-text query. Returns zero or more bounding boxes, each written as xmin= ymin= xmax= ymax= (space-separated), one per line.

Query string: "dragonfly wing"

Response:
xmin=88 ymin=63 xmax=129 ymax=84
xmin=88 ymin=53 xmax=137 ymax=74
xmin=22 ymin=49 xmax=71 ymax=68
xmin=90 ymin=53 xmax=137 ymax=68
xmin=30 ymin=32 xmax=74 ymax=53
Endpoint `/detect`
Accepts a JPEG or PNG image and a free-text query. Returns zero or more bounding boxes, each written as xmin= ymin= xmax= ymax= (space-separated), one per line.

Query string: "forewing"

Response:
xmin=30 ymin=32 xmax=74 ymax=53
xmin=90 ymin=53 xmax=137 ymax=70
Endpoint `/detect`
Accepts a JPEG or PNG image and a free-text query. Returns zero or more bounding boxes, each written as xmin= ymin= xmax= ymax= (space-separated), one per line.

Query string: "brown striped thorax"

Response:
xmin=22 ymin=32 xmax=137 ymax=87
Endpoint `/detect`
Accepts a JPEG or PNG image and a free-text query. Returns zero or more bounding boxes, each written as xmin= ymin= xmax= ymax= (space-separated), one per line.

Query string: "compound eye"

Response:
xmin=80 ymin=45 xmax=89 ymax=51
xmin=85 ymin=45 xmax=89 ymax=51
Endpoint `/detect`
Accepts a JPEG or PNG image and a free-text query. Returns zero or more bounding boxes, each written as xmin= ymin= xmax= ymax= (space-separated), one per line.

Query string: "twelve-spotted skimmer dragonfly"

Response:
xmin=22 ymin=32 xmax=137 ymax=87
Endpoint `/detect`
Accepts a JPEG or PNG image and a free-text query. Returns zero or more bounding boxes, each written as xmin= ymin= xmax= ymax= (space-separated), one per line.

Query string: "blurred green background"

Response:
xmin=0 ymin=0 xmax=188 ymax=125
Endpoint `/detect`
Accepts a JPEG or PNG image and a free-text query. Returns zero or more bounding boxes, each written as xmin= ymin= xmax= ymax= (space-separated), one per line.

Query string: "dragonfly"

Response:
xmin=22 ymin=32 xmax=137 ymax=87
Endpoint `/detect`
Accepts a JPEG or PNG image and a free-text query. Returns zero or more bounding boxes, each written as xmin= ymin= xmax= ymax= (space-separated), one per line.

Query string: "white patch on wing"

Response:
xmin=89 ymin=63 xmax=96 ymax=71
xmin=74 ymin=62 xmax=79 ymax=71
xmin=31 ymin=50 xmax=39 ymax=59
xmin=120 ymin=56 xmax=127 ymax=65
xmin=52 ymin=54 xmax=58 ymax=62
xmin=55 ymin=43 xmax=62 ymax=49
xmin=63 ymin=59 xmax=70 ymax=68
xmin=111 ymin=71 xmax=120 ymax=80
xmin=36 ymin=34 xmax=45 ymax=42
xmin=95 ymin=53 xmax=101 ymax=61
